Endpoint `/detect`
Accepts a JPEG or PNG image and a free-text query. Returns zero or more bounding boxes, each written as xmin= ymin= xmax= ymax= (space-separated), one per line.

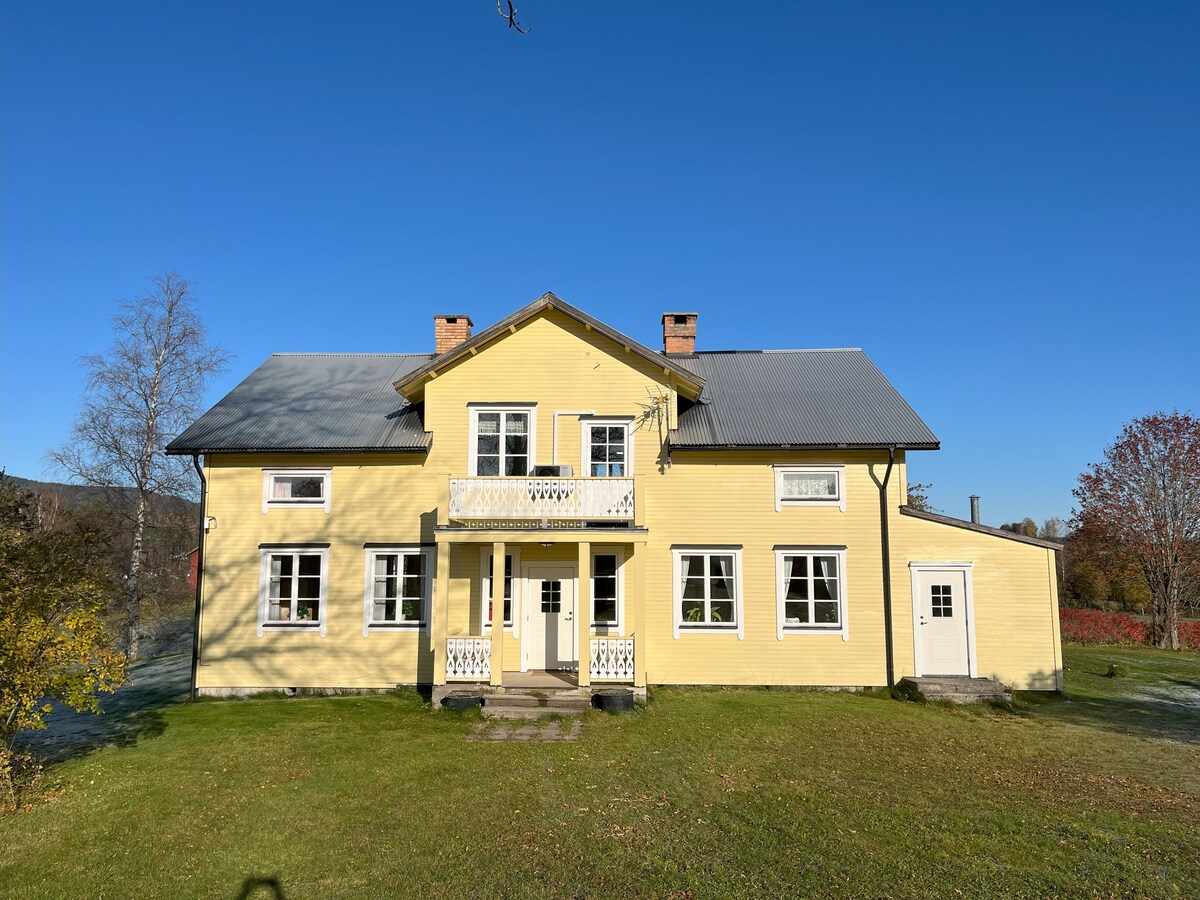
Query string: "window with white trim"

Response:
xmin=263 ymin=469 xmax=331 ymax=513
xmin=259 ymin=546 xmax=328 ymax=634
xmin=591 ymin=550 xmax=623 ymax=632
xmin=774 ymin=465 xmax=845 ymax=512
xmin=480 ymin=549 xmax=520 ymax=630
xmin=365 ymin=547 xmax=431 ymax=630
xmin=470 ymin=407 xmax=534 ymax=477
xmin=775 ymin=547 xmax=849 ymax=640
xmin=672 ymin=547 xmax=743 ymax=637
xmin=582 ymin=419 xmax=633 ymax=477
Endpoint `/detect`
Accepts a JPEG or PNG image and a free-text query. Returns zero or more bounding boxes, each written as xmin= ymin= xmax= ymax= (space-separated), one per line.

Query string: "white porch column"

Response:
xmin=489 ymin=541 xmax=506 ymax=686
xmin=577 ymin=541 xmax=591 ymax=687
xmin=632 ymin=541 xmax=647 ymax=688
xmin=433 ymin=542 xmax=451 ymax=685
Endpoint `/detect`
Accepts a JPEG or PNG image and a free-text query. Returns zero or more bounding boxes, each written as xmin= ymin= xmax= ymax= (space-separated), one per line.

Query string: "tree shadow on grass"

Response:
xmin=18 ymin=648 xmax=191 ymax=763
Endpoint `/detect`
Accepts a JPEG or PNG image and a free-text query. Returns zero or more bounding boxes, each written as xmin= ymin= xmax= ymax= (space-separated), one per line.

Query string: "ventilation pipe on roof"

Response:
xmin=879 ymin=447 xmax=897 ymax=689
xmin=970 ymin=495 xmax=980 ymax=524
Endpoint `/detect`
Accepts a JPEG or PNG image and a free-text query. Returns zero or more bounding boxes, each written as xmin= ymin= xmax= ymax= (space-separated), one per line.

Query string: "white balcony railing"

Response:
xmin=449 ymin=477 xmax=635 ymax=521
xmin=446 ymin=637 xmax=491 ymax=681
xmin=590 ymin=637 xmax=635 ymax=681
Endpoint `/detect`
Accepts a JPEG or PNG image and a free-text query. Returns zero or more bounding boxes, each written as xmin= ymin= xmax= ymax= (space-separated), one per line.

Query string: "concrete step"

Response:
xmin=900 ymin=676 xmax=1011 ymax=704
xmin=482 ymin=703 xmax=588 ymax=719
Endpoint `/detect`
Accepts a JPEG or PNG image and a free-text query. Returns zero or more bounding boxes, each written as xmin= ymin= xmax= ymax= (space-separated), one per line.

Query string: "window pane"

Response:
xmin=681 ymin=599 xmax=705 ymax=622
xmin=591 ymin=444 xmax=607 ymax=462
xmin=477 ymin=434 xmax=500 ymax=456
xmin=404 ymin=597 xmax=424 ymax=622
xmin=609 ymin=445 xmax=624 ymax=463
xmin=594 ymin=576 xmax=617 ymax=600
xmin=273 ymin=555 xmax=292 ymax=578
xmin=788 ymin=556 xmax=807 ymax=580
xmin=374 ymin=577 xmax=397 ymax=599
xmin=505 ymin=433 xmax=528 ymax=455
xmin=709 ymin=555 xmax=733 ymax=579
xmin=782 ymin=472 xmax=838 ymax=498
xmin=814 ymin=601 xmax=840 ymax=624
xmin=505 ymin=413 xmax=528 ymax=434
xmin=275 ymin=476 xmax=323 ymax=499
xmin=296 ymin=599 xmax=319 ymax=621
xmin=683 ymin=556 xmax=705 ymax=578
xmin=786 ymin=577 xmax=808 ymax=600
xmin=297 ymin=576 xmax=321 ymax=599
xmin=785 ymin=601 xmax=809 ymax=623
xmin=710 ymin=601 xmax=734 ymax=624
xmin=372 ymin=597 xmax=390 ymax=621
xmin=272 ymin=576 xmax=293 ymax=600
xmin=477 ymin=413 xmax=500 ymax=433
xmin=682 ymin=577 xmax=706 ymax=599
xmin=402 ymin=554 xmax=423 ymax=577
xmin=269 ymin=598 xmax=286 ymax=620
xmin=298 ymin=555 xmax=322 ymax=577
xmin=608 ymin=426 xmax=624 ymax=443
xmin=594 ymin=598 xmax=617 ymax=623
xmin=594 ymin=555 xmax=617 ymax=577
xmin=375 ymin=555 xmax=397 ymax=578
xmin=504 ymin=455 xmax=528 ymax=476
xmin=477 ymin=456 xmax=499 ymax=476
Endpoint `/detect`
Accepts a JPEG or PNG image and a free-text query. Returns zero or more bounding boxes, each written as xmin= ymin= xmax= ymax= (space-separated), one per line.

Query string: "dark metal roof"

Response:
xmin=166 ymin=354 xmax=433 ymax=454
xmin=669 ymin=350 xmax=939 ymax=450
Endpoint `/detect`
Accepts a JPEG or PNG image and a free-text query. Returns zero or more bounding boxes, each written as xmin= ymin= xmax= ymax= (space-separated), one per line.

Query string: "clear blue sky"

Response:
xmin=3 ymin=2 xmax=1197 ymax=527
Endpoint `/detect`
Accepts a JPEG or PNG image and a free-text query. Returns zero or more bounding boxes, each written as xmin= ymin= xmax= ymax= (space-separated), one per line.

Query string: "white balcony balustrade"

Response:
xmin=449 ymin=477 xmax=635 ymax=521
xmin=446 ymin=637 xmax=491 ymax=681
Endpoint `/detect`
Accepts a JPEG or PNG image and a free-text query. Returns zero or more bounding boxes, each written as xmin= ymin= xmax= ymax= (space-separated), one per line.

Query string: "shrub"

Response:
xmin=1059 ymin=608 xmax=1147 ymax=645
xmin=1177 ymin=620 xmax=1200 ymax=651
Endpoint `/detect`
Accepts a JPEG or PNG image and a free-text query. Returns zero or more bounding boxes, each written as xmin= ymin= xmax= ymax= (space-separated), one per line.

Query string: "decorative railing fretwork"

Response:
xmin=446 ymin=637 xmax=491 ymax=681
xmin=590 ymin=637 xmax=635 ymax=681
xmin=449 ymin=477 xmax=635 ymax=521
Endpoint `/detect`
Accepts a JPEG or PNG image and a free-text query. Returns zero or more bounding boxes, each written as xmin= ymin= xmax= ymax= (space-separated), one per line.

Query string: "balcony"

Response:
xmin=448 ymin=476 xmax=635 ymax=522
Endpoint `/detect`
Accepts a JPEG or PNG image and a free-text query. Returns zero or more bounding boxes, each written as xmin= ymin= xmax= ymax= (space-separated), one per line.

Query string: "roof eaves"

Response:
xmin=899 ymin=505 xmax=1063 ymax=549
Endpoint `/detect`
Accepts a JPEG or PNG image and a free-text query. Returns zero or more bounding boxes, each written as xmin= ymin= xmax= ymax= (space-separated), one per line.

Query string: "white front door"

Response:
xmin=524 ymin=566 xmax=577 ymax=671
xmin=915 ymin=568 xmax=970 ymax=676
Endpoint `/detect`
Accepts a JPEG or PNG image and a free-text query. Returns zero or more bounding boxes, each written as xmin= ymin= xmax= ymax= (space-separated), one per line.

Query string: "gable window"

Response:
xmin=582 ymin=419 xmax=633 ymax=477
xmin=775 ymin=547 xmax=849 ymax=641
xmin=263 ymin=469 xmax=331 ymax=513
xmin=480 ymin=548 xmax=521 ymax=633
xmin=363 ymin=547 xmax=431 ymax=634
xmin=591 ymin=550 xmax=624 ymax=633
xmin=258 ymin=546 xmax=328 ymax=636
xmin=672 ymin=547 xmax=744 ymax=638
xmin=470 ymin=407 xmax=535 ymax=477
xmin=774 ymin=465 xmax=845 ymax=512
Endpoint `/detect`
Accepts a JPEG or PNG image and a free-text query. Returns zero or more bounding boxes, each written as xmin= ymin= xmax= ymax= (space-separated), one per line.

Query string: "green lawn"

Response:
xmin=5 ymin=646 xmax=1200 ymax=899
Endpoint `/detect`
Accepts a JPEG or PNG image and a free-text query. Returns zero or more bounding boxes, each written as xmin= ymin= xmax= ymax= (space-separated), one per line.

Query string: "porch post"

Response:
xmin=577 ymin=541 xmax=591 ymax=687
xmin=632 ymin=541 xmax=647 ymax=687
xmin=433 ymin=541 xmax=451 ymax=685
xmin=489 ymin=541 xmax=506 ymax=686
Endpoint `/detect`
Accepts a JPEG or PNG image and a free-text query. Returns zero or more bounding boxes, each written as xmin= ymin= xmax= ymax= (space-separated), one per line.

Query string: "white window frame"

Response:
xmin=480 ymin=546 xmax=522 ymax=636
xmin=671 ymin=546 xmax=745 ymax=639
xmin=775 ymin=546 xmax=849 ymax=641
xmin=468 ymin=404 xmax=537 ymax=478
xmin=258 ymin=545 xmax=329 ymax=637
xmin=579 ymin=417 xmax=635 ymax=478
xmin=589 ymin=547 xmax=625 ymax=636
xmin=362 ymin=545 xmax=433 ymax=637
xmin=774 ymin=465 xmax=845 ymax=512
xmin=262 ymin=468 xmax=332 ymax=514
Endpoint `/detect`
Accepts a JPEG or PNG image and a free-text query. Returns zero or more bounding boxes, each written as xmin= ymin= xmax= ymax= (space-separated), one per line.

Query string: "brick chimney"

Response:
xmin=662 ymin=312 xmax=698 ymax=354
xmin=434 ymin=315 xmax=473 ymax=354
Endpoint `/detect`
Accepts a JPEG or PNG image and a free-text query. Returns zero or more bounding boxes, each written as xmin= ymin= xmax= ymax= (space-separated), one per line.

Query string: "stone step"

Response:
xmin=482 ymin=703 xmax=588 ymax=719
xmin=900 ymin=676 xmax=1011 ymax=704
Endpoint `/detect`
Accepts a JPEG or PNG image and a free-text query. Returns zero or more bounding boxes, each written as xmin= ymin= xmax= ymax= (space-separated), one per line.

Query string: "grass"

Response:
xmin=4 ymin=646 xmax=1199 ymax=899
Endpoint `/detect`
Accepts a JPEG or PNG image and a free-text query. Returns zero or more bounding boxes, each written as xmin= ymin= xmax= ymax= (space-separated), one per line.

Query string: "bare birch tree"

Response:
xmin=50 ymin=273 xmax=229 ymax=659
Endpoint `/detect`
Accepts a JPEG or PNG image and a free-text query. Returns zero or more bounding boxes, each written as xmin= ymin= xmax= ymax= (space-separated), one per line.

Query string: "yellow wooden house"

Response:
xmin=167 ymin=294 xmax=1063 ymax=700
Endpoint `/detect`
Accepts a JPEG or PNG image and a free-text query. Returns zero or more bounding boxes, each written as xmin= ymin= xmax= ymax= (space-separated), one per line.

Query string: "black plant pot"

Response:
xmin=593 ymin=688 xmax=635 ymax=712
xmin=441 ymin=690 xmax=483 ymax=711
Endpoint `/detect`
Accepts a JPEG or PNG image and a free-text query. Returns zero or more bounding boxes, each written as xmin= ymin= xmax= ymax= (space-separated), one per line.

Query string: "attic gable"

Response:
xmin=392 ymin=293 xmax=705 ymax=403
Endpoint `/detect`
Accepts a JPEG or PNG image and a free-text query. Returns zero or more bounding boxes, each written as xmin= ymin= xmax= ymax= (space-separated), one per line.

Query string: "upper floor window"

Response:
xmin=469 ymin=406 xmax=535 ymax=476
xmin=671 ymin=547 xmax=744 ymax=639
xmin=774 ymin=465 xmax=846 ymax=512
xmin=263 ymin=469 xmax=331 ymax=514
xmin=258 ymin=545 xmax=328 ymax=636
xmin=583 ymin=419 xmax=633 ymax=477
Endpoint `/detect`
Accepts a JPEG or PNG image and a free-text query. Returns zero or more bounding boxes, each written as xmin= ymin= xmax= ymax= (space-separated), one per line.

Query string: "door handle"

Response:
xmin=919 ymin=617 xmax=928 ymax=625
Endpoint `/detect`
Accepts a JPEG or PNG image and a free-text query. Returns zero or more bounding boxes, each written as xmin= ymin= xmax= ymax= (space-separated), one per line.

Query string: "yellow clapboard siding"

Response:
xmin=194 ymin=308 xmax=1061 ymax=692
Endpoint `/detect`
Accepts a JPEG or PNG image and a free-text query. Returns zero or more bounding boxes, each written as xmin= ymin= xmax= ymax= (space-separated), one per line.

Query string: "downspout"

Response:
xmin=879 ymin=446 xmax=896 ymax=688
xmin=190 ymin=453 xmax=207 ymax=700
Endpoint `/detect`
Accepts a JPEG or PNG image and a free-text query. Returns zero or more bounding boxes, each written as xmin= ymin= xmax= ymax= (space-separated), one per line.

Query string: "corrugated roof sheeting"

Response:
xmin=670 ymin=350 xmax=938 ymax=448
xmin=167 ymin=354 xmax=433 ymax=453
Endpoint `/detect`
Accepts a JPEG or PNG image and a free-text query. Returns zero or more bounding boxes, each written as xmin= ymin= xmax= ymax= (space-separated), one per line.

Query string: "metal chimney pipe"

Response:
xmin=969 ymin=495 xmax=980 ymax=524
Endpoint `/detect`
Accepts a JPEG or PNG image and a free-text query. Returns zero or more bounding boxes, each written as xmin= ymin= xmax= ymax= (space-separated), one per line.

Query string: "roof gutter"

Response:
xmin=879 ymin=446 xmax=897 ymax=689
xmin=189 ymin=454 xmax=207 ymax=700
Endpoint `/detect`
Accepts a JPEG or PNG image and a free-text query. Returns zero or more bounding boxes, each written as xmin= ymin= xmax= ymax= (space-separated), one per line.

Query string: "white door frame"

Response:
xmin=908 ymin=562 xmax=977 ymax=678
xmin=520 ymin=563 xmax=578 ymax=672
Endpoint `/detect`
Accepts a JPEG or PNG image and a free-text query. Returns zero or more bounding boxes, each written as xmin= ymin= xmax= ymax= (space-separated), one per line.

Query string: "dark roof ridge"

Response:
xmin=899 ymin=506 xmax=1063 ymax=549
xmin=270 ymin=352 xmax=434 ymax=358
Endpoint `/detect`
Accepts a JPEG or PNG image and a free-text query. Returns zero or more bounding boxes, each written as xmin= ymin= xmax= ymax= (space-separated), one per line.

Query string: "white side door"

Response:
xmin=916 ymin=568 xmax=970 ymax=676
xmin=523 ymin=566 xmax=577 ymax=671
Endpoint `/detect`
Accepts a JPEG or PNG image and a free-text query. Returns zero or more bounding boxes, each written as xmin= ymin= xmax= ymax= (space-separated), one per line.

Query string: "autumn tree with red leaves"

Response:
xmin=1072 ymin=411 xmax=1200 ymax=649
